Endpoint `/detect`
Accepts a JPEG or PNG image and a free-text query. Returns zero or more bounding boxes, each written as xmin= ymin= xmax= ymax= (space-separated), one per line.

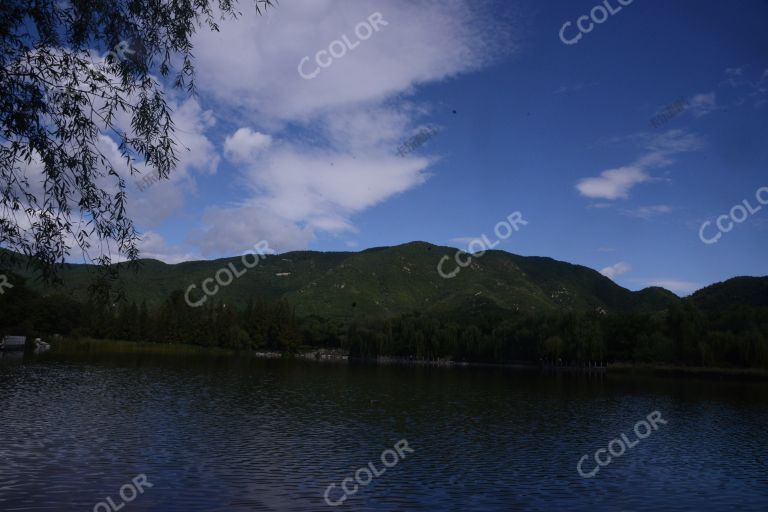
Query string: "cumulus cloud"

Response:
xmin=251 ymin=149 xmax=430 ymax=228
xmin=577 ymin=167 xmax=650 ymax=200
xmin=195 ymin=142 xmax=431 ymax=253
xmin=600 ymin=262 xmax=632 ymax=280
xmin=160 ymin=95 xmax=220 ymax=176
xmin=8 ymin=2 xmax=515 ymax=264
xmin=4 ymin=93 xmax=217 ymax=264
xmin=194 ymin=204 xmax=314 ymax=256
xmin=137 ymin=231 xmax=199 ymax=263
xmin=192 ymin=0 xmax=511 ymax=121
xmin=84 ymin=92 xmax=219 ymax=230
xmin=181 ymin=0 xmax=511 ymax=255
xmin=95 ymin=95 xmax=219 ymax=230
xmin=224 ymin=128 xmax=273 ymax=162
xmin=7 ymin=78 xmax=219 ymax=249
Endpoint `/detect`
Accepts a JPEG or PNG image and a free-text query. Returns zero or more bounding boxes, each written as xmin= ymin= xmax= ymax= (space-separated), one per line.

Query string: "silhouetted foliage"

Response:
xmin=3 ymin=276 xmax=766 ymax=369
xmin=0 ymin=0 xmax=272 ymax=280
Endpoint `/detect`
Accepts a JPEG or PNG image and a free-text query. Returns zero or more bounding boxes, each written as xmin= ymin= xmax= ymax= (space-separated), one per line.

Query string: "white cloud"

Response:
xmin=4 ymin=95 xmax=216 ymax=264
xmin=577 ymin=130 xmax=703 ymax=200
xmin=720 ymin=67 xmax=768 ymax=108
xmin=194 ymin=204 xmax=315 ymax=256
xmin=9 ymin=85 xmax=218 ymax=239
xmin=600 ymin=262 xmax=632 ymax=280
xmin=181 ymin=0 xmax=510 ymax=254
xmin=688 ymin=92 xmax=717 ymax=118
xmin=194 ymin=148 xmax=431 ymax=255
xmin=620 ymin=205 xmax=673 ymax=219
xmin=641 ymin=279 xmax=702 ymax=296
xmin=137 ymin=231 xmax=199 ymax=264
xmin=224 ymin=128 xmax=273 ymax=162
xmin=0 ymin=204 xmax=133 ymax=265
xmin=638 ymin=129 xmax=703 ymax=166
xmin=9 ymin=5 xmax=514 ymax=263
xmin=577 ymin=167 xmax=649 ymax=200
xmin=255 ymin=148 xmax=430 ymax=224
xmin=93 ymin=101 xmax=216 ymax=231
xmin=166 ymin=96 xmax=220 ymax=176
xmin=89 ymin=92 xmax=220 ymax=230
xmin=192 ymin=0 xmax=511 ymax=122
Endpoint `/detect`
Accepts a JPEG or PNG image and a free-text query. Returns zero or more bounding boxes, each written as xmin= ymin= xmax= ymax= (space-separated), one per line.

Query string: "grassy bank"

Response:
xmin=52 ymin=337 xmax=349 ymax=362
xmin=53 ymin=336 xmax=241 ymax=356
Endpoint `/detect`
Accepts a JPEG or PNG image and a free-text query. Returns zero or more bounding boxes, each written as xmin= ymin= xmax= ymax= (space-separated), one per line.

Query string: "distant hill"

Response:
xmin=4 ymin=242 xmax=764 ymax=317
xmin=689 ymin=276 xmax=768 ymax=311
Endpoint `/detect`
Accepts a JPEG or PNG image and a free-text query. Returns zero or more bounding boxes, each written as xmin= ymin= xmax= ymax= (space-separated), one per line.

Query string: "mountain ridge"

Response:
xmin=3 ymin=242 xmax=765 ymax=317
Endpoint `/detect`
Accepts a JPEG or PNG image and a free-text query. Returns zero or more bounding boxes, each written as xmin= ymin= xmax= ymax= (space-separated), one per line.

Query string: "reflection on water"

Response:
xmin=1 ymin=341 xmax=767 ymax=511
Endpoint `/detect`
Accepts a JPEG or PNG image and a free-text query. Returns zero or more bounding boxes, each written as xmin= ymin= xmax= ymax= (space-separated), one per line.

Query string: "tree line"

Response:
xmin=1 ymin=271 xmax=767 ymax=368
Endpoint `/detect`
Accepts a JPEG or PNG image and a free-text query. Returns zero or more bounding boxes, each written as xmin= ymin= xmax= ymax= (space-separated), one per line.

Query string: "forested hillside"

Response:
xmin=2 ymin=244 xmax=767 ymax=368
xmin=4 ymin=242 xmax=679 ymax=316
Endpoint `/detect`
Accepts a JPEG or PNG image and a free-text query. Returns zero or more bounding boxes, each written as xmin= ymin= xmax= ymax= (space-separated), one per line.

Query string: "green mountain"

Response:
xmin=6 ymin=241 xmax=689 ymax=317
xmin=689 ymin=276 xmax=768 ymax=311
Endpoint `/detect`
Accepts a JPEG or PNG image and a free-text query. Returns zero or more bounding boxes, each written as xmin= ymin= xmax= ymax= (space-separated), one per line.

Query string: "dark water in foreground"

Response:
xmin=1 ymin=341 xmax=767 ymax=511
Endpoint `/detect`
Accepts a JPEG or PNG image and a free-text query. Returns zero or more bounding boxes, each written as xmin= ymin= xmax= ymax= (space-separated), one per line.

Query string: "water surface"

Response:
xmin=1 ymin=342 xmax=767 ymax=511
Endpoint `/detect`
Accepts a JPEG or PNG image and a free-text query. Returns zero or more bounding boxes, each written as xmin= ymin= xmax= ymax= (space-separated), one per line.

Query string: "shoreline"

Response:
xmin=44 ymin=338 xmax=768 ymax=380
xmin=607 ymin=362 xmax=768 ymax=380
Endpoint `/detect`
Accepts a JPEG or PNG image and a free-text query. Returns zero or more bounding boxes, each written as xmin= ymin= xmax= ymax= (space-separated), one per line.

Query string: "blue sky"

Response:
xmin=123 ymin=0 xmax=767 ymax=296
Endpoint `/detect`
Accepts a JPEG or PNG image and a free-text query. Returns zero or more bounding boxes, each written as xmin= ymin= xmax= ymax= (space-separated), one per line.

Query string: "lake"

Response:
xmin=1 ymin=341 xmax=767 ymax=511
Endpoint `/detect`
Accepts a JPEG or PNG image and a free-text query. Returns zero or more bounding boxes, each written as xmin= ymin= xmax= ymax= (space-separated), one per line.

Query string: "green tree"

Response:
xmin=223 ymin=325 xmax=251 ymax=350
xmin=543 ymin=336 xmax=564 ymax=363
xmin=1 ymin=0 xmax=273 ymax=279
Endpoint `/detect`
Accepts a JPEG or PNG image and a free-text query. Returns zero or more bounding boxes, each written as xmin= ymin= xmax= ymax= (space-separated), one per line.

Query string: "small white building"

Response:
xmin=1 ymin=336 xmax=26 ymax=351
